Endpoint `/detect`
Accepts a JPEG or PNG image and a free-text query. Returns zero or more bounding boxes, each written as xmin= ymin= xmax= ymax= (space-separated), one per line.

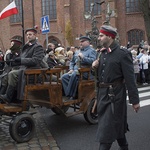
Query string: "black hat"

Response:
xmin=100 ymin=25 xmax=117 ymax=39
xmin=25 ymin=28 xmax=37 ymax=34
xmin=11 ymin=39 xmax=22 ymax=46
xmin=79 ymin=36 xmax=91 ymax=41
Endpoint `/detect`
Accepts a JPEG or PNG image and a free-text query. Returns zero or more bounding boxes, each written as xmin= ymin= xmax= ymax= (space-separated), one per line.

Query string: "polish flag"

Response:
xmin=0 ymin=1 xmax=18 ymax=20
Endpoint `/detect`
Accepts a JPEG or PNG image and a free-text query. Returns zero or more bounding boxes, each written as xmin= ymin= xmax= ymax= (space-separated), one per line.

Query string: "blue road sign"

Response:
xmin=41 ymin=15 xmax=50 ymax=34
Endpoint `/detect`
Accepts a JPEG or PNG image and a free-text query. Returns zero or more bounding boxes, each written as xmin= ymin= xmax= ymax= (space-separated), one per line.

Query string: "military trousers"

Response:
xmin=8 ymin=69 xmax=19 ymax=87
xmin=99 ymin=135 xmax=128 ymax=150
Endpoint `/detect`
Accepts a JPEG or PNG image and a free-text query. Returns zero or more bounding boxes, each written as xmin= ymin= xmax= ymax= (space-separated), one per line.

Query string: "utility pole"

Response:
xmin=21 ymin=0 xmax=25 ymax=45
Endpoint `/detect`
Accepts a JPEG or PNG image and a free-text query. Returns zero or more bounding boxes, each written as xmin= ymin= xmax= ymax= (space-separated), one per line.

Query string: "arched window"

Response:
xmin=42 ymin=0 xmax=57 ymax=20
xmin=10 ymin=0 xmax=22 ymax=23
xmin=84 ymin=0 xmax=101 ymax=16
xmin=126 ymin=0 xmax=140 ymax=13
xmin=127 ymin=29 xmax=144 ymax=46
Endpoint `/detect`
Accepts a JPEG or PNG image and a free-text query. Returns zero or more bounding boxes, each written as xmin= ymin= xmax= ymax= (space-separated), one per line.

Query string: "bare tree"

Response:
xmin=139 ymin=0 xmax=150 ymax=44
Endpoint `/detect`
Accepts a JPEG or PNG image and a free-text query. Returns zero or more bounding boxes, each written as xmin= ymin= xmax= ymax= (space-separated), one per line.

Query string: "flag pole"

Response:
xmin=21 ymin=0 xmax=25 ymax=45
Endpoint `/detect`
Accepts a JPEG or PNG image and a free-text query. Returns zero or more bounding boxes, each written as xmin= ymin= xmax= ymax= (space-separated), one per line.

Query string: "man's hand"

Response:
xmin=92 ymin=59 xmax=99 ymax=69
xmin=132 ymin=103 xmax=140 ymax=113
xmin=78 ymin=53 xmax=83 ymax=59
xmin=68 ymin=70 xmax=73 ymax=74
xmin=14 ymin=57 xmax=21 ymax=65
xmin=14 ymin=57 xmax=21 ymax=63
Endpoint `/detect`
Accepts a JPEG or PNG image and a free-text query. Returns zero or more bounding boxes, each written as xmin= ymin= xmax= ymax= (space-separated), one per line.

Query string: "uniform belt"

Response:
xmin=97 ymin=80 xmax=124 ymax=88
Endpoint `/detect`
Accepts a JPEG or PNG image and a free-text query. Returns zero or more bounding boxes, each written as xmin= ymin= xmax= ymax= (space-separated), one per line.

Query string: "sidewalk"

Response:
xmin=0 ymin=109 xmax=60 ymax=150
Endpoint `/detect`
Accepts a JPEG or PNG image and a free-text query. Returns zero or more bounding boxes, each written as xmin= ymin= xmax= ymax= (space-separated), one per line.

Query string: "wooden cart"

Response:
xmin=0 ymin=67 xmax=97 ymax=143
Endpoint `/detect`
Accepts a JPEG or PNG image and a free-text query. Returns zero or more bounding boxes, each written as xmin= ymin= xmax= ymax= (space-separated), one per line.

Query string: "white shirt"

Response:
xmin=140 ymin=54 xmax=150 ymax=70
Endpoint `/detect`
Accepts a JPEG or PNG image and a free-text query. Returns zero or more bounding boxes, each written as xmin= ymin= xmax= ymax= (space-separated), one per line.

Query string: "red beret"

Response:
xmin=100 ymin=25 xmax=117 ymax=39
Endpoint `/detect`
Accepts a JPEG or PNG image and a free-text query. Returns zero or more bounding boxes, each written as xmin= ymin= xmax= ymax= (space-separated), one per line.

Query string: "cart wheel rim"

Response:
xmin=17 ymin=119 xmax=33 ymax=137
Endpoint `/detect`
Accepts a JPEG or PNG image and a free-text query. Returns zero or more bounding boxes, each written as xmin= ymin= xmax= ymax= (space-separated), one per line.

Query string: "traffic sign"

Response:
xmin=41 ymin=15 xmax=50 ymax=34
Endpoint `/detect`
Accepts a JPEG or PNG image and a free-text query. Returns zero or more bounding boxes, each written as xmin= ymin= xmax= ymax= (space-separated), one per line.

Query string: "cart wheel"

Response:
xmin=84 ymin=99 xmax=98 ymax=124
xmin=51 ymin=106 xmax=69 ymax=115
xmin=9 ymin=113 xmax=35 ymax=143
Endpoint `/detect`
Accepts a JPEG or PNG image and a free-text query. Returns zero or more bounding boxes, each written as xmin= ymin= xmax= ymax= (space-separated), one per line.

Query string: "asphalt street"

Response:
xmin=0 ymin=85 xmax=149 ymax=150
xmin=40 ymin=85 xmax=150 ymax=150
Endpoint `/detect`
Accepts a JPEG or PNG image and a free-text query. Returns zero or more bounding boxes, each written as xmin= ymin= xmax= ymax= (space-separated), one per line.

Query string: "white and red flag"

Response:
xmin=0 ymin=1 xmax=18 ymax=20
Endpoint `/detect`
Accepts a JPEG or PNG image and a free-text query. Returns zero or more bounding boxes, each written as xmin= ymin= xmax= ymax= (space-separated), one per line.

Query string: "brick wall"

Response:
xmin=0 ymin=0 xmax=146 ymax=52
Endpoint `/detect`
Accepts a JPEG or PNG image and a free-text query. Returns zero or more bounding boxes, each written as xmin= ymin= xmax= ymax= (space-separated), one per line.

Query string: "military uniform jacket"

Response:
xmin=96 ymin=41 xmax=139 ymax=143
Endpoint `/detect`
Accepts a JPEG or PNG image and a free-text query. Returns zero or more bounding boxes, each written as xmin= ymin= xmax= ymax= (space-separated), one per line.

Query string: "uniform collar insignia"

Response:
xmin=100 ymin=47 xmax=112 ymax=53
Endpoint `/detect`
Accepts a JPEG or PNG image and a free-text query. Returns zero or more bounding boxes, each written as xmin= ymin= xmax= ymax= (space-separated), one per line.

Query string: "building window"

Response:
xmin=85 ymin=0 xmax=101 ymax=16
xmin=126 ymin=0 xmax=140 ymax=13
xmin=127 ymin=29 xmax=144 ymax=46
xmin=42 ymin=0 xmax=57 ymax=20
xmin=10 ymin=0 xmax=22 ymax=23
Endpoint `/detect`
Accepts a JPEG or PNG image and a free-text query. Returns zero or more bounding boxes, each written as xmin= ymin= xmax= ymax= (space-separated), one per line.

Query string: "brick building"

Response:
xmin=0 ymin=0 xmax=146 ymax=52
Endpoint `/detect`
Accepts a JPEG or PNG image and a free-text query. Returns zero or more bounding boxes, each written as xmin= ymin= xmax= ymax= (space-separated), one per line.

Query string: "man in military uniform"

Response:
xmin=61 ymin=36 xmax=96 ymax=100
xmin=0 ymin=39 xmax=23 ymax=94
xmin=92 ymin=25 xmax=140 ymax=150
xmin=0 ymin=28 xmax=46 ymax=103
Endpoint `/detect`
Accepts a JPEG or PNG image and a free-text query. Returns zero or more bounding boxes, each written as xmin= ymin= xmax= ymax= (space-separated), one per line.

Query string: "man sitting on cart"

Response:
xmin=0 ymin=38 xmax=23 ymax=95
xmin=0 ymin=27 xmax=47 ymax=103
xmin=61 ymin=36 xmax=96 ymax=100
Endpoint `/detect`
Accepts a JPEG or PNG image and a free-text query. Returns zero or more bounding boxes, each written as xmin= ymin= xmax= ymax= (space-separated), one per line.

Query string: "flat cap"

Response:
xmin=25 ymin=28 xmax=37 ymax=34
xmin=11 ymin=39 xmax=22 ymax=45
xmin=79 ymin=36 xmax=91 ymax=41
xmin=100 ymin=25 xmax=117 ymax=39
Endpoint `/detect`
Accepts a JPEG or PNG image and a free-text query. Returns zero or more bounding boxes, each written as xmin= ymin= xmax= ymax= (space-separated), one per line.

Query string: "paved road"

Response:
xmin=0 ymin=86 xmax=149 ymax=150
xmin=40 ymin=86 xmax=150 ymax=150
xmin=0 ymin=108 xmax=59 ymax=150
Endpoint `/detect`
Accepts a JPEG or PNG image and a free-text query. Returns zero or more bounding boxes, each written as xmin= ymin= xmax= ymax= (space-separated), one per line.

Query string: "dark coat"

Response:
xmin=20 ymin=40 xmax=45 ymax=68
xmin=96 ymin=41 xmax=139 ymax=143
xmin=17 ymin=40 xmax=45 ymax=99
xmin=47 ymin=57 xmax=59 ymax=68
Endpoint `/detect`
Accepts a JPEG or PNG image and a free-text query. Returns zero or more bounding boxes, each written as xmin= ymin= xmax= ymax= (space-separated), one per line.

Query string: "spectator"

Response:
xmin=139 ymin=49 xmax=150 ymax=85
xmin=47 ymin=51 xmax=59 ymax=68
xmin=131 ymin=50 xmax=140 ymax=84
xmin=55 ymin=47 xmax=66 ymax=65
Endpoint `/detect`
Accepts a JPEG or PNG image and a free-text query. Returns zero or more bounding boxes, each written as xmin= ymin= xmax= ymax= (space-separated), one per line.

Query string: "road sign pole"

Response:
xmin=46 ymin=33 xmax=48 ymax=49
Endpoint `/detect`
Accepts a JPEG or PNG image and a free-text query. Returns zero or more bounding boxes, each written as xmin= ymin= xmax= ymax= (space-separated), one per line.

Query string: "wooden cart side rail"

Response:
xmin=23 ymin=68 xmax=63 ymax=109
xmin=54 ymin=65 xmax=69 ymax=75
xmin=24 ymin=68 xmax=62 ymax=85
xmin=45 ymin=68 xmax=62 ymax=84
xmin=78 ymin=67 xmax=92 ymax=81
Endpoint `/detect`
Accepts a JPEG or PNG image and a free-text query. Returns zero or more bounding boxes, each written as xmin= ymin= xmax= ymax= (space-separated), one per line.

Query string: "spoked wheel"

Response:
xmin=84 ymin=99 xmax=98 ymax=124
xmin=9 ymin=113 xmax=35 ymax=143
xmin=51 ymin=106 xmax=69 ymax=115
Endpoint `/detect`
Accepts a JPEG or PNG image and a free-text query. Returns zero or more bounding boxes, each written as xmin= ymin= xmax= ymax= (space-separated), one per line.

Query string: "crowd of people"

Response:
xmin=125 ymin=41 xmax=150 ymax=85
